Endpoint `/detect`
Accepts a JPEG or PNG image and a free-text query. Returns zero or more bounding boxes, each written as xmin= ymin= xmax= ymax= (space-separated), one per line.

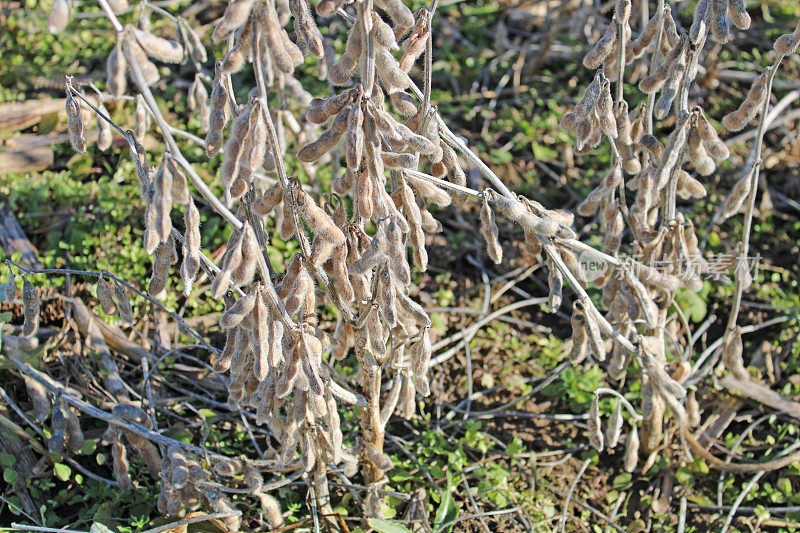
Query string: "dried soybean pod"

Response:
xmin=233 ymin=224 xmax=259 ymax=284
xmin=214 ymin=0 xmax=256 ymax=39
xmin=48 ymin=399 xmax=68 ymax=453
xmin=710 ymin=0 xmax=729 ymax=43
xmin=206 ymin=63 xmax=230 ymax=156
xmin=570 ymin=304 xmax=588 ymax=363
xmin=774 ymin=20 xmax=800 ymax=55
xmin=345 ymin=92 xmax=364 ymax=170
xmin=372 ymin=11 xmax=400 ymax=50
xmin=547 ymin=259 xmax=563 ymax=312
xmin=290 ymin=0 xmax=324 ymax=57
xmin=629 ymin=10 xmax=659 ymax=58
xmin=722 ymin=326 xmax=749 ymax=380
xmin=214 ymin=328 xmax=236 ymax=372
xmin=583 ymin=23 xmax=617 ymax=69
xmin=65 ymin=90 xmax=86 ymax=153
xmin=112 ymin=280 xmax=134 ymax=324
xmin=48 ymin=0 xmax=70 ymax=34
xmin=219 ymin=99 xmax=254 ymax=188
xmin=65 ymin=405 xmax=84 ymax=454
xmin=252 ymin=289 xmax=270 ymax=381
xmin=134 ymin=94 xmax=150 ymax=146
xmin=179 ymin=17 xmax=207 ymax=64
xmin=112 ymin=440 xmax=133 ymax=490
xmin=479 ymin=197 xmax=502 ymax=264
xmin=24 ymin=375 xmax=50 ymax=423
xmin=605 ymin=401 xmax=624 ymax=448
xmin=722 ymin=68 xmax=769 ymax=131
xmin=623 ymin=424 xmax=639 ymax=472
xmin=22 ymin=277 xmax=39 ymax=338
xmin=221 ymin=288 xmax=257 ymax=328
xmin=294 ymin=188 xmax=346 ymax=244
xmin=258 ymin=493 xmax=284 ymax=528
xmin=97 ymin=274 xmax=118 ymax=315
xmin=638 ymin=38 xmax=682 ymax=93
xmin=211 ymin=230 xmax=244 ymax=299
xmin=125 ymin=31 xmax=161 ymax=85
xmin=329 ymin=16 xmax=363 ymax=85
xmin=728 ymin=0 xmax=751 ymax=30
xmin=596 ymin=78 xmax=617 ymax=138
xmin=181 ymin=197 xmax=201 ymax=296
xmin=588 ymin=396 xmax=604 ymax=451
xmin=134 ymin=29 xmax=185 ymax=64
xmin=375 ymin=0 xmax=414 ymax=32
xmin=107 ymin=40 xmax=128 ymax=97
xmin=676 ymin=169 xmax=707 ymax=199
xmin=690 ymin=0 xmax=710 ymax=44
xmin=696 ymin=111 xmax=729 ymax=160
xmin=297 ymin=108 xmax=349 ymax=162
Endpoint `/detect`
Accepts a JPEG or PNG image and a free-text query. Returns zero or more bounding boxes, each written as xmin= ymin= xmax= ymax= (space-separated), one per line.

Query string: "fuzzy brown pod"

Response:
xmin=214 ymin=0 xmax=256 ymax=40
xmin=177 ymin=17 xmax=207 ymax=64
xmin=97 ymin=274 xmax=118 ymax=315
xmin=106 ymin=39 xmax=128 ymax=97
xmin=24 ymin=375 xmax=50 ymax=423
xmin=479 ymin=196 xmax=502 ymax=264
xmin=149 ymin=237 xmax=178 ymax=296
xmin=722 ymin=68 xmax=769 ymax=131
xmin=134 ymin=28 xmax=185 ymax=64
xmin=329 ymin=16 xmax=364 ymax=85
xmin=48 ymin=0 xmax=71 ymax=34
xmin=722 ymin=326 xmax=749 ymax=380
xmin=205 ymin=63 xmax=231 ymax=157
xmin=623 ymin=424 xmax=639 ymax=472
xmin=690 ymin=0 xmax=710 ymax=45
xmin=112 ymin=440 xmax=134 ymax=490
xmin=583 ymin=23 xmax=617 ymax=69
xmin=569 ymin=303 xmax=588 ymax=363
xmin=297 ymin=107 xmax=349 ymax=162
xmin=65 ymin=90 xmax=86 ymax=153
xmin=399 ymin=10 xmax=428 ymax=72
xmin=220 ymin=288 xmax=257 ymax=328
xmin=588 ymin=396 xmax=604 ymax=451
xmin=561 ymin=74 xmax=600 ymax=129
xmin=181 ymin=198 xmax=201 ymax=296
xmin=257 ymin=493 xmax=284 ymax=528
xmin=290 ymin=0 xmax=324 ymax=57
xmin=125 ymin=30 xmax=161 ymax=86
xmin=774 ymin=20 xmax=800 ymax=55
xmin=189 ymin=75 xmax=210 ymax=130
xmin=294 ymin=187 xmax=346 ymax=244
xmin=605 ymin=400 xmax=624 ymax=449
xmin=22 ymin=277 xmax=40 ymax=338
xmin=728 ymin=0 xmax=751 ymax=30
xmin=628 ymin=9 xmax=659 ymax=59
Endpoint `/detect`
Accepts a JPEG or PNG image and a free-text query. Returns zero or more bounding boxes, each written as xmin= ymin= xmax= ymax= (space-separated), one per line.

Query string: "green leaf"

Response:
xmin=4 ymin=467 xmax=18 ymax=484
xmin=0 ymin=452 xmax=16 ymax=466
xmin=366 ymin=519 xmax=413 ymax=533
xmin=54 ymin=462 xmax=71 ymax=481
xmin=90 ymin=523 xmax=116 ymax=533
xmin=434 ymin=472 xmax=458 ymax=532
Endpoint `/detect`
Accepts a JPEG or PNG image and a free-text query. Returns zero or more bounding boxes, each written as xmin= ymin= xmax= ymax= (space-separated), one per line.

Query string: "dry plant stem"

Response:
xmin=593 ymin=388 xmax=643 ymax=420
xmin=253 ymin=36 xmax=354 ymax=325
xmin=725 ymin=55 xmax=784 ymax=332
xmin=117 ymin=35 xmax=243 ymax=230
xmin=141 ymin=512 xmax=242 ymax=533
xmin=558 ymin=457 xmax=591 ymax=533
xmin=4 ymin=260 xmax=217 ymax=353
xmin=645 ymin=0 xmax=665 ymax=136
xmin=8 ymin=354 xmax=233 ymax=460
